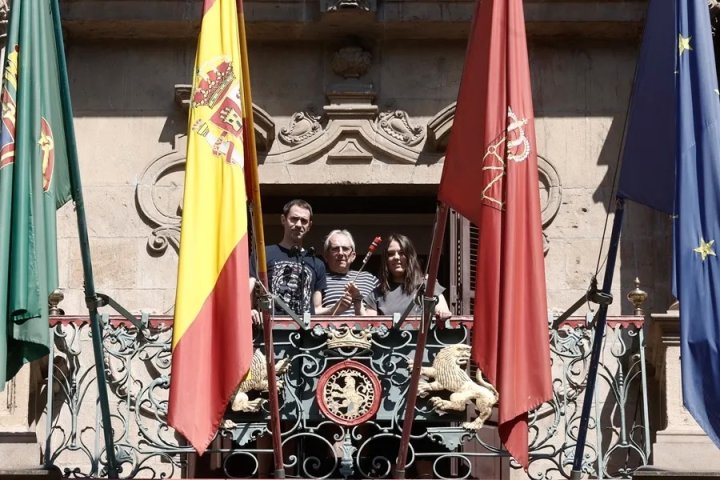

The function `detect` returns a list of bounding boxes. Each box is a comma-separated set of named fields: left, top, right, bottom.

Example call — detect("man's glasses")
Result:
left=329, top=246, right=353, bottom=254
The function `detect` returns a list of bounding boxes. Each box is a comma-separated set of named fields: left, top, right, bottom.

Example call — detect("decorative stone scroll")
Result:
left=278, top=112, right=323, bottom=145
left=321, top=0, right=377, bottom=13
left=135, top=150, right=185, bottom=255
left=266, top=47, right=428, bottom=165
left=376, top=110, right=424, bottom=147
left=0, top=0, right=9, bottom=40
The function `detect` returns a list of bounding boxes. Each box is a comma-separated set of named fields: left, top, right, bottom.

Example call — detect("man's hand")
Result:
left=334, top=292, right=353, bottom=314
left=345, top=282, right=362, bottom=303
left=251, top=309, right=263, bottom=326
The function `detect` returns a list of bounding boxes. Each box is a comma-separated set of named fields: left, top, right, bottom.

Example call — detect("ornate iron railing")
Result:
left=42, top=314, right=649, bottom=479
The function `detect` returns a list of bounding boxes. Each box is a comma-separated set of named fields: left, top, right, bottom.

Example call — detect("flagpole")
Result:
left=237, top=2, right=285, bottom=477
left=394, top=202, right=450, bottom=479
left=49, top=0, right=119, bottom=477
left=570, top=198, right=625, bottom=479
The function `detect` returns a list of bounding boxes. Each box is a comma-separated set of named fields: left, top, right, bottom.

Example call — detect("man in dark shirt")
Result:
left=251, top=199, right=326, bottom=319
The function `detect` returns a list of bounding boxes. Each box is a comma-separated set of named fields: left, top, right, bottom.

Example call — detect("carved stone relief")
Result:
left=142, top=55, right=561, bottom=256
left=264, top=46, right=428, bottom=165
left=278, top=112, right=323, bottom=145
left=136, top=149, right=185, bottom=255
left=321, top=0, right=376, bottom=13
left=268, top=103, right=427, bottom=165
left=331, top=46, right=372, bottom=79
left=538, top=155, right=562, bottom=253
left=0, top=0, right=9, bottom=40
left=538, top=154, right=562, bottom=228
left=376, top=110, right=424, bottom=147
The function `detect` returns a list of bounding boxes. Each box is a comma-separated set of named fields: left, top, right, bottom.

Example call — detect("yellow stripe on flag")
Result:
left=173, top=0, right=248, bottom=347
left=167, top=0, right=255, bottom=455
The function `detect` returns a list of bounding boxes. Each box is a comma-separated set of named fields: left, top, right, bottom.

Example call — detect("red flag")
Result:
left=437, top=0, right=552, bottom=469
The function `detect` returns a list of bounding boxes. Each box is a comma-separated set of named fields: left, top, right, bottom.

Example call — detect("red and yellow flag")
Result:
left=167, top=0, right=253, bottom=454
left=438, top=0, right=552, bottom=469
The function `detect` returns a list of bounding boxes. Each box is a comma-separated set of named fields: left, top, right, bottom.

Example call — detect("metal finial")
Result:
left=626, top=277, right=647, bottom=316
left=48, top=289, right=65, bottom=316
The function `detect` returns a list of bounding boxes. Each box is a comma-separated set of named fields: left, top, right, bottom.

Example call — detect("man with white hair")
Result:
left=316, top=229, right=379, bottom=316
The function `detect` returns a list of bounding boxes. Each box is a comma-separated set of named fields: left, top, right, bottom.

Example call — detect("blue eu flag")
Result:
left=619, top=0, right=720, bottom=447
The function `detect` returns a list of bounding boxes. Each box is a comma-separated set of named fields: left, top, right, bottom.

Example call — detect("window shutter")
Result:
left=448, top=209, right=477, bottom=315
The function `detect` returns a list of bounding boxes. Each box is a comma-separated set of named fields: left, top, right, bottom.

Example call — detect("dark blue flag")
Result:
left=617, top=0, right=676, bottom=213
left=674, top=0, right=720, bottom=448
left=619, top=0, right=720, bottom=447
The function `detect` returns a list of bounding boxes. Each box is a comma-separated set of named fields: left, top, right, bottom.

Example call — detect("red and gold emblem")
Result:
left=190, top=57, right=245, bottom=166
left=480, top=106, right=531, bottom=210
left=317, top=360, right=381, bottom=427
left=38, top=117, right=55, bottom=192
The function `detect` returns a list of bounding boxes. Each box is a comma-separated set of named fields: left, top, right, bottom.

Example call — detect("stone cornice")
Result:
left=59, top=0, right=646, bottom=41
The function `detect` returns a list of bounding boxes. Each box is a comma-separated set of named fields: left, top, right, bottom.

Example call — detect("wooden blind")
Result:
left=448, top=209, right=477, bottom=315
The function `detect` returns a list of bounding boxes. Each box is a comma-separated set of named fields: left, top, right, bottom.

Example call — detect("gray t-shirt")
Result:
left=365, top=282, right=445, bottom=316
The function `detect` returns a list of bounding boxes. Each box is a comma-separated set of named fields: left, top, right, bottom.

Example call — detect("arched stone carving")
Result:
left=426, top=103, right=456, bottom=151
left=135, top=150, right=185, bottom=255
left=538, top=155, right=562, bottom=228
left=266, top=109, right=426, bottom=165
left=538, top=155, right=562, bottom=253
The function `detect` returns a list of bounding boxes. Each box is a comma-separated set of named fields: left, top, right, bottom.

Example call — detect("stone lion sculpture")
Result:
left=230, top=349, right=291, bottom=412
left=411, top=344, right=499, bottom=430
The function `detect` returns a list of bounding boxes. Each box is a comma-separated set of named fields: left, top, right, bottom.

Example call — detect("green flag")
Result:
left=1, top=0, right=73, bottom=388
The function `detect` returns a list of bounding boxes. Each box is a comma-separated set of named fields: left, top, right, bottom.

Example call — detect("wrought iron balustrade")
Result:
left=41, top=314, right=649, bottom=479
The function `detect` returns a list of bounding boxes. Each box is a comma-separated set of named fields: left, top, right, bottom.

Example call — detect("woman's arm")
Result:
left=358, top=302, right=377, bottom=316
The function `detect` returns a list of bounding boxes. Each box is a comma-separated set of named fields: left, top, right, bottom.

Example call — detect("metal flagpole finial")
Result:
left=48, top=289, right=65, bottom=316
left=626, top=277, right=648, bottom=316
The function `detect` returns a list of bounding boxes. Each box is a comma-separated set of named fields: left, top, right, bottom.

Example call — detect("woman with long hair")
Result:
left=363, top=233, right=451, bottom=319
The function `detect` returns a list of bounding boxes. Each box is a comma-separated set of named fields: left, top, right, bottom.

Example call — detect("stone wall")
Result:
left=53, top=1, right=672, bottom=322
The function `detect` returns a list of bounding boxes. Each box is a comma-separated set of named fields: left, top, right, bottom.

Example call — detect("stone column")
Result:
left=647, top=307, right=720, bottom=471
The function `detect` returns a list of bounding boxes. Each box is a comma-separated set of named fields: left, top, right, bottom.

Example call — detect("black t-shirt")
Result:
left=253, top=244, right=327, bottom=315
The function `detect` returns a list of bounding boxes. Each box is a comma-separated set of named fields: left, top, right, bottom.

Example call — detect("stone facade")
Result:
left=53, top=0, right=672, bottom=319
left=1, top=0, right=713, bottom=477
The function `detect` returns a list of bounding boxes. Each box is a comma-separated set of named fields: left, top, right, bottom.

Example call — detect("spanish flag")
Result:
left=167, top=0, right=253, bottom=454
